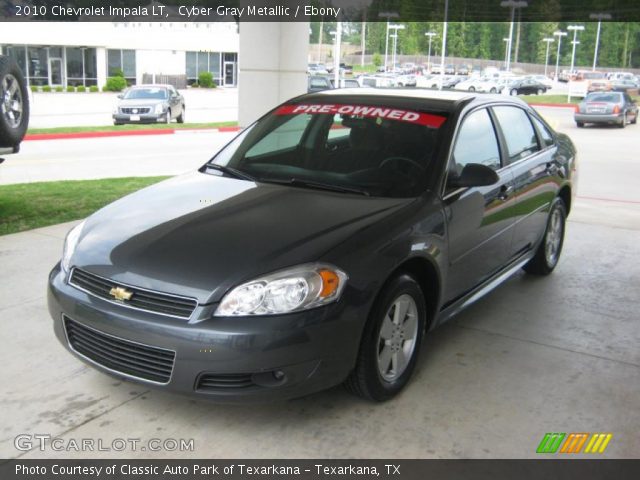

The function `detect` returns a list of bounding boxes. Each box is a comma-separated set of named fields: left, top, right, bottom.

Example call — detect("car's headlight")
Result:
left=154, top=103, right=164, bottom=114
left=215, top=263, right=348, bottom=316
left=61, top=220, right=86, bottom=273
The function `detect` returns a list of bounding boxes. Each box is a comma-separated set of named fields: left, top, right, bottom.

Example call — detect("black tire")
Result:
left=0, top=55, right=30, bottom=148
left=490, top=87, right=497, bottom=93
left=165, top=109, right=171, bottom=124
left=618, top=114, right=626, bottom=128
left=631, top=113, right=637, bottom=124
left=510, top=89, right=518, bottom=96
left=468, top=86, right=475, bottom=92
left=345, top=274, right=426, bottom=402
left=576, top=121, right=584, bottom=128
left=523, top=197, right=567, bottom=276
left=537, top=88, right=544, bottom=95
left=177, top=106, right=185, bottom=124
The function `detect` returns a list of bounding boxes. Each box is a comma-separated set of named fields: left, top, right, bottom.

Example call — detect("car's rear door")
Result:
left=443, top=107, right=517, bottom=302
left=491, top=106, right=558, bottom=257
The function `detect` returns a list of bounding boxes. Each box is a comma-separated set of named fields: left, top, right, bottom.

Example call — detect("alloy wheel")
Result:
left=377, top=294, right=419, bottom=382
left=1, top=73, right=23, bottom=129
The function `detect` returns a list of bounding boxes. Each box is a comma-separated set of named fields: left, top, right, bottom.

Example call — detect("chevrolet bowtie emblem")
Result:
left=109, top=286, right=133, bottom=302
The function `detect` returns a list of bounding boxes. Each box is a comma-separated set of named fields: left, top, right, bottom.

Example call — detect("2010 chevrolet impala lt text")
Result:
left=48, top=89, right=577, bottom=402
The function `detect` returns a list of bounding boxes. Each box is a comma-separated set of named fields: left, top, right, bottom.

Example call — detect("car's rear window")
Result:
left=586, top=93, right=621, bottom=102
left=209, top=102, right=448, bottom=198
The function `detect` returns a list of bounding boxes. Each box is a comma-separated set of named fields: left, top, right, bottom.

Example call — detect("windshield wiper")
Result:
left=205, top=163, right=257, bottom=182
left=265, top=177, right=370, bottom=196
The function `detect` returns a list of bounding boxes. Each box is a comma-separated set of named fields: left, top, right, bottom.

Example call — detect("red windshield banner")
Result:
left=275, top=104, right=446, bottom=128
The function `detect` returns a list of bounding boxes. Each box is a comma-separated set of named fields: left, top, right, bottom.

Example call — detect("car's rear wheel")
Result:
left=537, top=88, right=544, bottom=95
left=177, top=106, right=185, bottom=124
left=490, top=87, right=497, bottom=93
left=618, top=113, right=626, bottom=128
left=524, top=197, right=567, bottom=276
left=510, top=89, right=518, bottom=96
left=345, top=274, right=426, bottom=401
left=576, top=121, right=585, bottom=128
left=631, top=113, right=637, bottom=124
left=468, top=86, right=475, bottom=92
left=0, top=56, right=30, bottom=148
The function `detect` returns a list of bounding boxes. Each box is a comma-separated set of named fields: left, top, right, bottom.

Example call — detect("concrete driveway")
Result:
left=1, top=107, right=639, bottom=459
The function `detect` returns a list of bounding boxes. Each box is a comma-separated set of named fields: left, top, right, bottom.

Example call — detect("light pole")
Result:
left=388, top=24, right=405, bottom=71
left=425, top=32, right=436, bottom=72
left=542, top=37, right=554, bottom=77
left=329, top=24, right=342, bottom=86
left=500, top=0, right=528, bottom=72
left=439, top=0, right=449, bottom=89
left=378, top=11, right=399, bottom=72
left=567, top=25, right=584, bottom=74
left=590, top=13, right=611, bottom=71
left=553, top=30, right=567, bottom=81
left=503, top=38, right=510, bottom=69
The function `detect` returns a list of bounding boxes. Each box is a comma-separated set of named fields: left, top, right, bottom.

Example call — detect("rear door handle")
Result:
left=498, top=185, right=514, bottom=201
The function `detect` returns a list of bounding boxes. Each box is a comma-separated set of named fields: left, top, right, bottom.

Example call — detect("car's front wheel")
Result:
left=537, top=88, right=544, bottom=95
left=510, top=89, right=518, bottom=96
left=0, top=56, right=30, bottom=148
left=345, top=274, right=426, bottom=401
left=165, top=109, right=172, bottom=124
left=524, top=197, right=567, bottom=275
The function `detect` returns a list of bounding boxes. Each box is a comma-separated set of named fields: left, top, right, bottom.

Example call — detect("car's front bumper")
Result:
left=574, top=112, right=623, bottom=124
left=112, top=112, right=168, bottom=124
left=48, top=264, right=363, bottom=402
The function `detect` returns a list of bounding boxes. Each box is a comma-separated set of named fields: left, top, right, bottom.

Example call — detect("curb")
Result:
left=24, top=126, right=241, bottom=142
left=530, top=103, right=579, bottom=112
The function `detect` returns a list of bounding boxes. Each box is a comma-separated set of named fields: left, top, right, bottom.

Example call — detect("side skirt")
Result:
left=434, top=252, right=534, bottom=327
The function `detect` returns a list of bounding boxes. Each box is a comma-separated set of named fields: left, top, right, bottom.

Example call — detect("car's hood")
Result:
left=73, top=172, right=414, bottom=304
left=118, top=99, right=166, bottom=106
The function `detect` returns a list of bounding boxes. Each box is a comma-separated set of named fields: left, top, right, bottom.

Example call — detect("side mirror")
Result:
left=117, top=94, right=123, bottom=99
left=448, top=163, right=500, bottom=188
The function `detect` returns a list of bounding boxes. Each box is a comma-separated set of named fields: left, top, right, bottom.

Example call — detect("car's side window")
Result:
left=451, top=109, right=501, bottom=175
left=530, top=115, right=555, bottom=148
left=493, top=106, right=540, bottom=163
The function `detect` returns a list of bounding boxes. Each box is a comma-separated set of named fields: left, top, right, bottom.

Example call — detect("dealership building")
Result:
left=0, top=21, right=239, bottom=88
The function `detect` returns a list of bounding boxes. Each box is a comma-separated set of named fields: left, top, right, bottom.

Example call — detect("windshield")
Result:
left=207, top=102, right=447, bottom=198
left=123, top=88, right=168, bottom=100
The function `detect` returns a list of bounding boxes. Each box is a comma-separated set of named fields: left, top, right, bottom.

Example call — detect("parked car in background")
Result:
left=505, top=78, right=549, bottom=96
left=113, top=85, right=185, bottom=125
left=426, top=75, right=463, bottom=90
left=308, top=75, right=333, bottom=93
left=456, top=65, right=470, bottom=76
left=611, top=78, right=639, bottom=93
left=525, top=75, right=553, bottom=89
left=431, top=64, right=442, bottom=75
left=49, top=89, right=577, bottom=402
left=444, top=64, right=456, bottom=75
left=0, top=55, right=29, bottom=161
left=396, top=74, right=417, bottom=87
left=574, top=91, right=638, bottom=128
left=358, top=75, right=396, bottom=88
left=308, top=63, right=329, bottom=75
left=454, top=76, right=501, bottom=93
left=329, top=78, right=360, bottom=89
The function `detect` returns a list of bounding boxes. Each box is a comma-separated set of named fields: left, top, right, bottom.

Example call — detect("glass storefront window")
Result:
left=66, top=47, right=83, bottom=79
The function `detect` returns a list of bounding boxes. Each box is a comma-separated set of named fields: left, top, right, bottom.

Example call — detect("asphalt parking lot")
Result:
left=0, top=107, right=638, bottom=459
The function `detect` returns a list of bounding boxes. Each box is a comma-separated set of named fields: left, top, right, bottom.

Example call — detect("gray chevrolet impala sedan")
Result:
left=49, top=89, right=577, bottom=402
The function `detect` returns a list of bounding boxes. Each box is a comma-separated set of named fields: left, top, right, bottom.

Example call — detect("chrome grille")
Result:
left=120, top=107, right=151, bottom=114
left=64, top=316, right=175, bottom=384
left=69, top=268, right=198, bottom=319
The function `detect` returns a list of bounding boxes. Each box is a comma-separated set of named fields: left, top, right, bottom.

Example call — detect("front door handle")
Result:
left=498, top=185, right=514, bottom=201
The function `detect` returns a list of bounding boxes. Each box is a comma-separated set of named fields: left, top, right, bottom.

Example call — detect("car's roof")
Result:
left=298, top=88, right=528, bottom=113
